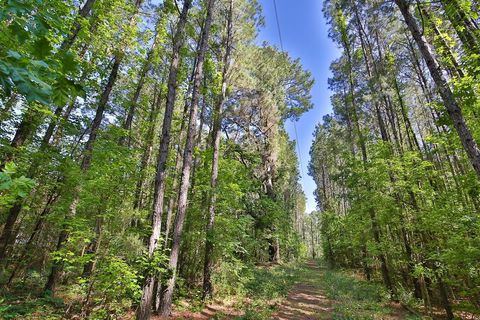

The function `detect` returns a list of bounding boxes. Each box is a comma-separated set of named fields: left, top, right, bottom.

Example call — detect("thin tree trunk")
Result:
left=395, top=0, right=480, bottom=177
left=122, top=29, right=161, bottom=146
left=52, top=99, right=76, bottom=145
left=342, top=19, right=395, bottom=295
left=60, top=0, right=97, bottom=51
left=159, top=0, right=215, bottom=315
left=44, top=33, right=126, bottom=295
left=133, top=82, right=163, bottom=212
left=202, top=0, right=233, bottom=300
left=6, top=190, right=59, bottom=284
left=135, top=1, right=193, bottom=318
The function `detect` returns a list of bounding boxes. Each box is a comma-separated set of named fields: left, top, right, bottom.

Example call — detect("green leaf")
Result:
left=32, top=36, right=52, bottom=59
left=6, top=50, right=21, bottom=60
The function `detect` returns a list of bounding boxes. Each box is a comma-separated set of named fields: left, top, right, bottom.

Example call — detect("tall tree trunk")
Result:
left=60, top=0, right=97, bottom=51
left=133, top=82, right=163, bottom=212
left=81, top=56, right=121, bottom=170
left=43, top=0, right=143, bottom=288
left=135, top=1, right=193, bottom=318
left=440, top=0, right=479, bottom=55
left=341, top=20, right=395, bottom=295
left=202, top=0, right=233, bottom=300
left=163, top=56, right=198, bottom=249
left=163, top=99, right=189, bottom=249
left=0, top=0, right=97, bottom=170
left=159, top=0, right=215, bottom=316
left=395, top=0, right=480, bottom=177
left=122, top=27, right=162, bottom=146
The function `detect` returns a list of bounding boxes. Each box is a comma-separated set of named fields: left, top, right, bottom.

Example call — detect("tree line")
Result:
left=309, top=0, right=480, bottom=318
left=0, top=0, right=312, bottom=318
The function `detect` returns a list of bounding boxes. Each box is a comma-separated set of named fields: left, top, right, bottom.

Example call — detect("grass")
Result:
left=238, top=262, right=305, bottom=319
left=237, top=260, right=423, bottom=320
left=0, top=261, right=426, bottom=320
left=318, top=265, right=423, bottom=320
left=321, top=269, right=392, bottom=319
left=0, top=294, right=64, bottom=320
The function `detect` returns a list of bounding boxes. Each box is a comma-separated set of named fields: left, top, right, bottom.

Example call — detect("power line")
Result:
left=272, top=0, right=284, bottom=51
left=272, top=0, right=304, bottom=179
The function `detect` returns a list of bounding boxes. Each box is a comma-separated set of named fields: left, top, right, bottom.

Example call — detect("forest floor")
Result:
left=166, top=261, right=417, bottom=320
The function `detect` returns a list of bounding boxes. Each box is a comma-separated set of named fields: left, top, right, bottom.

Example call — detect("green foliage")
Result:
left=87, top=256, right=142, bottom=318
left=0, top=0, right=311, bottom=317
left=0, top=0, right=82, bottom=104
left=310, top=1, right=480, bottom=318
left=135, top=248, right=169, bottom=279
left=236, top=263, right=302, bottom=319
left=323, top=270, right=389, bottom=317
left=0, top=295, right=64, bottom=320
left=0, top=162, right=35, bottom=209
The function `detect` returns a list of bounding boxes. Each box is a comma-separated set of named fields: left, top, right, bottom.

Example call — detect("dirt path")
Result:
left=168, top=261, right=334, bottom=320
left=163, top=261, right=410, bottom=319
left=169, top=302, right=242, bottom=319
left=272, top=261, right=333, bottom=320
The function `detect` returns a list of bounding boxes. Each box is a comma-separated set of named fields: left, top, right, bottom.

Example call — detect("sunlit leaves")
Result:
left=0, top=162, right=36, bottom=209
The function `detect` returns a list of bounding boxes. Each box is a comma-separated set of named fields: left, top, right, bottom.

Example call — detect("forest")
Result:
left=309, top=0, right=480, bottom=319
left=0, top=0, right=479, bottom=319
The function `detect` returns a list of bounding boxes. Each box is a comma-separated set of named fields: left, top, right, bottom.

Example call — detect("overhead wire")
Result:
left=272, top=0, right=305, bottom=180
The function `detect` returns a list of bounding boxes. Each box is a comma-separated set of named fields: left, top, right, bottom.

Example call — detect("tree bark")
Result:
left=135, top=1, right=193, bottom=319
left=341, top=15, right=395, bottom=295
left=202, top=0, right=233, bottom=300
left=159, top=0, right=215, bottom=316
left=0, top=202, right=23, bottom=263
left=395, top=0, right=480, bottom=178
left=133, top=82, right=163, bottom=212
left=122, top=28, right=161, bottom=146
left=60, top=0, right=97, bottom=51
left=163, top=55, right=198, bottom=248
left=163, top=99, right=189, bottom=249
left=395, top=0, right=480, bottom=177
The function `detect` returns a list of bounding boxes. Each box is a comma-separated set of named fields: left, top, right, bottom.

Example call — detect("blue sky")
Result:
left=256, top=0, right=340, bottom=213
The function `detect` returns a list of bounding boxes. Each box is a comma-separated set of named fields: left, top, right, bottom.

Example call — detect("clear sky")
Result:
left=256, top=0, right=340, bottom=213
